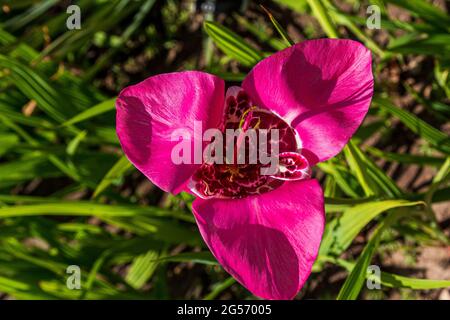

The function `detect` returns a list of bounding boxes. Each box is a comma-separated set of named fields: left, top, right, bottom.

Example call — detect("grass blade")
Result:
left=125, top=250, right=159, bottom=289
left=62, top=98, right=116, bottom=127
left=320, top=200, right=423, bottom=256
left=204, top=21, right=263, bottom=67
left=92, top=155, right=133, bottom=199
left=306, top=0, right=339, bottom=38
left=260, top=5, right=294, bottom=47
left=375, top=97, right=450, bottom=154
left=337, top=211, right=404, bottom=300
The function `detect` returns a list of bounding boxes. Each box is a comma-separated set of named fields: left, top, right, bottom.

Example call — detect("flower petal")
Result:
left=192, top=179, right=325, bottom=300
left=116, top=71, right=225, bottom=193
left=242, top=39, right=373, bottom=163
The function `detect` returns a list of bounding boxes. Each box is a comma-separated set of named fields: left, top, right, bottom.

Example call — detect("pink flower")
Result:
left=116, top=39, right=373, bottom=300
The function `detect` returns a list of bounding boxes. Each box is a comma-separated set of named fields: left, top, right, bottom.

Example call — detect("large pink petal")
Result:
left=242, top=39, right=373, bottom=163
left=116, top=71, right=225, bottom=193
left=192, top=179, right=325, bottom=300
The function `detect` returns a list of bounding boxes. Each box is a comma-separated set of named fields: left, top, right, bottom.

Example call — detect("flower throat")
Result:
left=189, top=89, right=311, bottom=199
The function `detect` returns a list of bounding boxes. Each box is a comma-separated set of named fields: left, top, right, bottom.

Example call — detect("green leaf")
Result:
left=367, top=146, right=445, bottom=167
left=274, top=0, right=308, bottom=13
left=0, top=275, right=57, bottom=300
left=204, top=21, right=263, bottom=67
left=0, top=134, right=19, bottom=156
left=37, top=0, right=139, bottom=59
left=84, top=0, right=157, bottom=79
left=0, top=105, right=54, bottom=128
left=79, top=250, right=111, bottom=300
left=320, top=200, right=423, bottom=256
left=322, top=0, right=385, bottom=57
left=0, top=55, right=72, bottom=123
left=156, top=251, right=217, bottom=265
left=0, top=194, right=61, bottom=203
left=385, top=0, right=450, bottom=32
left=388, top=33, right=450, bottom=57
left=344, top=143, right=378, bottom=197
left=306, top=0, right=339, bottom=38
left=318, top=161, right=361, bottom=198
left=345, top=140, right=403, bottom=197
left=66, top=130, right=87, bottom=156
left=2, top=0, right=59, bottom=31
left=0, top=202, right=188, bottom=219
left=61, top=98, right=116, bottom=127
left=327, top=257, right=450, bottom=290
left=102, top=216, right=200, bottom=246
left=432, top=156, right=450, bottom=184
left=126, top=250, right=159, bottom=289
left=204, top=277, right=236, bottom=300
left=92, top=155, right=133, bottom=199
left=375, top=97, right=450, bottom=154
left=324, top=197, right=375, bottom=213
left=260, top=5, right=294, bottom=47
left=337, top=212, right=402, bottom=300
left=425, top=157, right=450, bottom=206
left=235, top=15, right=288, bottom=51
left=0, top=156, right=63, bottom=188
left=379, top=273, right=450, bottom=289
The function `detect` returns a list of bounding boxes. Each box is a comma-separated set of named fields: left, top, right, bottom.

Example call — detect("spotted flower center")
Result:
left=189, top=90, right=310, bottom=199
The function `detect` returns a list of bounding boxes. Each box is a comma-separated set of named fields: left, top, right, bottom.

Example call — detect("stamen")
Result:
left=238, top=106, right=257, bottom=130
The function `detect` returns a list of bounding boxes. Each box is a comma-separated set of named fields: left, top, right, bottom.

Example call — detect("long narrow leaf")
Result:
left=204, top=21, right=263, bottom=67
